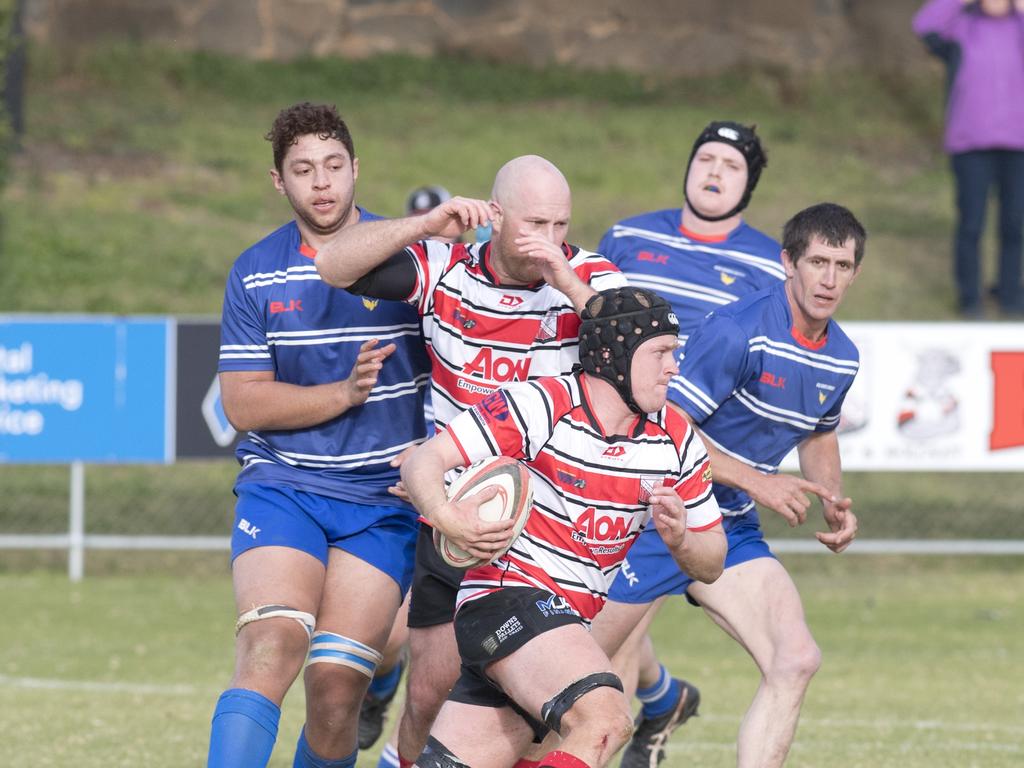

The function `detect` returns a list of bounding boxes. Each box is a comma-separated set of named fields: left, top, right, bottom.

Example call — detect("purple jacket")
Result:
left=913, top=0, right=1024, bottom=153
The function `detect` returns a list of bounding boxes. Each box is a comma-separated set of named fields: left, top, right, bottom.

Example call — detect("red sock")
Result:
left=398, top=756, right=415, bottom=768
left=538, top=751, right=592, bottom=768
left=512, top=761, right=542, bottom=768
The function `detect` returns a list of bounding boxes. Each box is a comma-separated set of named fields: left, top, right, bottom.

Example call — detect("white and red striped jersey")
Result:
left=445, top=373, right=722, bottom=622
left=404, top=240, right=626, bottom=430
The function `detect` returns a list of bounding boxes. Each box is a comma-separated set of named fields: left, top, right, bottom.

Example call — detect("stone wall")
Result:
left=22, top=0, right=931, bottom=77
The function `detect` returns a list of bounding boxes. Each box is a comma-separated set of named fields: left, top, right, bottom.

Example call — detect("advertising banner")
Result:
left=781, top=322, right=1024, bottom=471
left=0, top=316, right=172, bottom=463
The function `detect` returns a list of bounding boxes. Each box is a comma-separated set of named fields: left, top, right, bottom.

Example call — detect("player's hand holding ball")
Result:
left=433, top=456, right=533, bottom=569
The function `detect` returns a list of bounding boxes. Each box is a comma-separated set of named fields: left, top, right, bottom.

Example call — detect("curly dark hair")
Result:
left=265, top=102, right=355, bottom=174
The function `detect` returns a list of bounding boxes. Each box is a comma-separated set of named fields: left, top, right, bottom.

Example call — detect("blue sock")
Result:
left=637, top=665, right=681, bottom=719
left=207, top=688, right=280, bottom=768
left=292, top=727, right=357, bottom=768
left=367, top=661, right=403, bottom=699
left=378, top=743, right=401, bottom=768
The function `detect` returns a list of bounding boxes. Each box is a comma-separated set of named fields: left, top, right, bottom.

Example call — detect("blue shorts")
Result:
left=231, top=482, right=419, bottom=594
left=608, top=511, right=774, bottom=606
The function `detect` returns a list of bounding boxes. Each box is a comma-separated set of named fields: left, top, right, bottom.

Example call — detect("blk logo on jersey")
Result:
left=603, top=445, right=626, bottom=458
left=760, top=371, right=786, bottom=389
left=463, top=347, right=531, bottom=382
left=269, top=299, right=303, bottom=314
left=638, top=251, right=669, bottom=265
left=500, top=294, right=524, bottom=307
left=535, top=594, right=576, bottom=618
left=237, top=518, right=260, bottom=539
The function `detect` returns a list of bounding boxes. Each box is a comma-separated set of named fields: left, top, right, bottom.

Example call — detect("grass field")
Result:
left=2, top=555, right=1021, bottom=767
left=2, top=43, right=1022, bottom=768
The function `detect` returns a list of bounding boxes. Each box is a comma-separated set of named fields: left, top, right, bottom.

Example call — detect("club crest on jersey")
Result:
left=638, top=475, right=661, bottom=504
left=535, top=309, right=560, bottom=342
left=720, top=272, right=736, bottom=286
left=819, top=391, right=827, bottom=405
left=362, top=297, right=379, bottom=311
left=535, top=594, right=576, bottom=618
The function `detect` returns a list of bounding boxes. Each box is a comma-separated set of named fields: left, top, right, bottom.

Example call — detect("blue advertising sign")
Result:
left=0, top=316, right=173, bottom=463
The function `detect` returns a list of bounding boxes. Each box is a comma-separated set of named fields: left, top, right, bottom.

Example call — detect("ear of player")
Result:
left=433, top=455, right=534, bottom=569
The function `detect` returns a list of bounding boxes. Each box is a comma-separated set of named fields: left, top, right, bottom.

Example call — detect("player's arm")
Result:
left=669, top=403, right=833, bottom=528
left=796, top=429, right=857, bottom=553
left=650, top=484, right=726, bottom=583
left=315, top=197, right=492, bottom=288
left=220, top=338, right=396, bottom=431
left=400, top=431, right=515, bottom=561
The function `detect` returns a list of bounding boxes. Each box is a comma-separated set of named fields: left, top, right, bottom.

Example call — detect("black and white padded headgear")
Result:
left=685, top=120, right=767, bottom=222
left=578, top=287, right=680, bottom=414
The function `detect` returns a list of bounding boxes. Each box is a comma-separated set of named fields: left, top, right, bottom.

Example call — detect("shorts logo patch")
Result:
left=535, top=594, right=576, bottom=618
left=482, top=615, right=524, bottom=655
left=237, top=518, right=260, bottom=539
left=619, top=559, right=639, bottom=587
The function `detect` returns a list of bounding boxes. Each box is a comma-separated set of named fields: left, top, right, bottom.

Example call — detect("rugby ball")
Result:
left=433, top=455, right=534, bottom=570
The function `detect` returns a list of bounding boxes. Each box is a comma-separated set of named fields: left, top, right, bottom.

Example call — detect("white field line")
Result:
left=0, top=674, right=209, bottom=696
left=2, top=673, right=1022, bottom=745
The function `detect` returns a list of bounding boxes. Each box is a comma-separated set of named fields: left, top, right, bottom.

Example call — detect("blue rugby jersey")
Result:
left=669, top=281, right=859, bottom=516
left=218, top=214, right=432, bottom=506
left=598, top=209, right=784, bottom=344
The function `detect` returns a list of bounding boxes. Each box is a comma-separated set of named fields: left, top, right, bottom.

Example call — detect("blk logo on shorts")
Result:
left=237, top=518, right=260, bottom=539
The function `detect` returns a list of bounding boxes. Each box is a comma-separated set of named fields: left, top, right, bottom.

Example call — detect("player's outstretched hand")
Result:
left=816, top=496, right=857, bottom=553
left=650, top=485, right=688, bottom=551
left=341, top=338, right=396, bottom=408
left=751, top=474, right=834, bottom=528
left=433, top=487, right=516, bottom=562
left=424, top=196, right=492, bottom=242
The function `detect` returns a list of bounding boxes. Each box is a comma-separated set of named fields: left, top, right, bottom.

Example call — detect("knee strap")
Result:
left=235, top=604, right=316, bottom=639
left=541, top=672, right=624, bottom=734
left=306, top=631, right=383, bottom=679
left=415, top=736, right=471, bottom=768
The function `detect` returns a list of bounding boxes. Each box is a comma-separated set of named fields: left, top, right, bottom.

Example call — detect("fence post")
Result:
left=68, top=461, right=85, bottom=581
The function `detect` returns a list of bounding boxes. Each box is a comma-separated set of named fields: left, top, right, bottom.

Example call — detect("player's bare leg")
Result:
left=300, top=548, right=404, bottom=760
left=229, top=546, right=326, bottom=702
left=687, top=557, right=820, bottom=768
left=492, top=624, right=634, bottom=768
left=418, top=699, right=535, bottom=768
left=397, top=620, right=461, bottom=763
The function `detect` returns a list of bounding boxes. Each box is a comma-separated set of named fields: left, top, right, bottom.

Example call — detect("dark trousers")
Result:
left=950, top=149, right=1024, bottom=310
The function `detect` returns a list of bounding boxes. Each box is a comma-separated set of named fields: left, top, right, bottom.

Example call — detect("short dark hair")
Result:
left=265, top=102, right=355, bottom=174
left=782, top=203, right=867, bottom=267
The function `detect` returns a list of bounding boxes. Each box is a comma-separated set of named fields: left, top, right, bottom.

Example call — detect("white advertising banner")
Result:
left=779, top=322, right=1024, bottom=472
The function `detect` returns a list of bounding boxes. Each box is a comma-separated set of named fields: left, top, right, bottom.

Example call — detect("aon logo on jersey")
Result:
left=463, top=347, right=532, bottom=382
left=573, top=507, right=631, bottom=542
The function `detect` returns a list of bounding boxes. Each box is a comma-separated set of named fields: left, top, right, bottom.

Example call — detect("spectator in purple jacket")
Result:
left=913, top=0, right=1024, bottom=317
